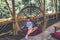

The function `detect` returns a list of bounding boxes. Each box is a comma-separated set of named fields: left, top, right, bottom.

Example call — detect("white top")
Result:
left=26, top=22, right=33, bottom=28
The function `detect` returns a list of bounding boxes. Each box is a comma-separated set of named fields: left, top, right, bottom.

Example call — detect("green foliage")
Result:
left=45, top=0, right=53, bottom=11
left=0, top=0, right=10, bottom=18
left=57, top=0, right=60, bottom=12
left=0, top=0, right=60, bottom=18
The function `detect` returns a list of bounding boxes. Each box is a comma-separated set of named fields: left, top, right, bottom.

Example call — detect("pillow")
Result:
left=53, top=32, right=60, bottom=36
left=21, top=27, right=42, bottom=36
left=51, top=32, right=60, bottom=39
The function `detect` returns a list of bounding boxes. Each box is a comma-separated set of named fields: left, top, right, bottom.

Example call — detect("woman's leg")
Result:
left=25, top=27, right=38, bottom=39
left=25, top=27, right=33, bottom=39
left=32, top=27, right=38, bottom=32
left=27, top=27, right=33, bottom=35
left=26, top=27, right=38, bottom=35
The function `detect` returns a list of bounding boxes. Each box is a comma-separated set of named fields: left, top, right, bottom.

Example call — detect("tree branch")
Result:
left=39, top=0, right=45, bottom=13
left=4, top=0, right=12, bottom=16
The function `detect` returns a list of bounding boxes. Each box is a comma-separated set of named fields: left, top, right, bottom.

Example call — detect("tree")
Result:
left=39, top=0, right=47, bottom=31
left=53, top=0, right=57, bottom=19
left=0, top=0, right=11, bottom=18
left=5, top=0, right=20, bottom=36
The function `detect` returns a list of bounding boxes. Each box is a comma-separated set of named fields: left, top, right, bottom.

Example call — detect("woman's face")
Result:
left=27, top=19, right=30, bottom=22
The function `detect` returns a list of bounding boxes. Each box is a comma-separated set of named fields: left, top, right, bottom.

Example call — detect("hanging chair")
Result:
left=20, top=26, right=42, bottom=36
left=17, top=6, right=43, bottom=36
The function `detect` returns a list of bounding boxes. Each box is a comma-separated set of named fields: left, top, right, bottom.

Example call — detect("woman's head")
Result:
left=26, top=17, right=31, bottom=22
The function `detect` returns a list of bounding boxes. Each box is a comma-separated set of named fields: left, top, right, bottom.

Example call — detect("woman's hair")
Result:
left=26, top=17, right=32, bottom=21
left=26, top=17, right=31, bottom=19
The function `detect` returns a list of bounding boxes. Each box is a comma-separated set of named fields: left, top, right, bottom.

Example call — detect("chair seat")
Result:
left=21, top=27, right=42, bottom=36
left=51, top=32, right=60, bottom=39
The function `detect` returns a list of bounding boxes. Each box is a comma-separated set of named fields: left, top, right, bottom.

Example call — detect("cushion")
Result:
left=51, top=32, right=60, bottom=39
left=21, top=27, right=42, bottom=36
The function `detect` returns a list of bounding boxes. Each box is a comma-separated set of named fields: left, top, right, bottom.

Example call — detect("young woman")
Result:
left=22, top=17, right=41, bottom=40
left=24, top=17, right=35, bottom=40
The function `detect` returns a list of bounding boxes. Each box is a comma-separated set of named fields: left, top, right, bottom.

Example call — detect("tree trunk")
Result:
left=11, top=0, right=20, bottom=36
left=53, top=0, right=57, bottom=19
left=39, top=0, right=47, bottom=31
left=41, top=0, right=47, bottom=31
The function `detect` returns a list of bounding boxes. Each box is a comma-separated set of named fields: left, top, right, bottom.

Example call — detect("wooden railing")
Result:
left=0, top=12, right=60, bottom=26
